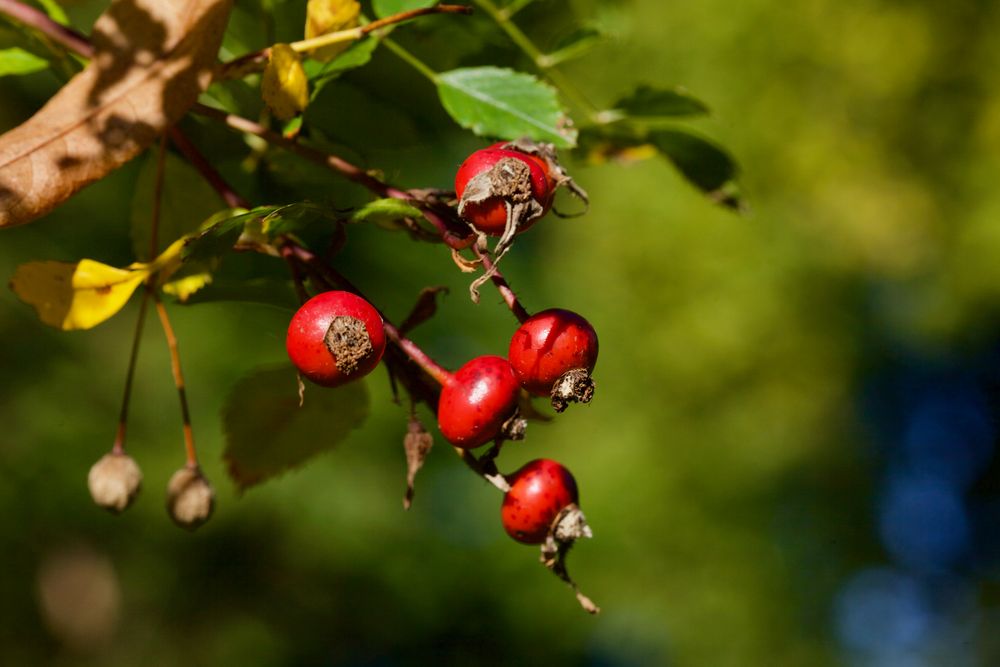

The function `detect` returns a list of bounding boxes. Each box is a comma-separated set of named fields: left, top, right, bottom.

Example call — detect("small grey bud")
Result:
left=166, top=466, right=215, bottom=530
left=87, top=452, right=142, bottom=513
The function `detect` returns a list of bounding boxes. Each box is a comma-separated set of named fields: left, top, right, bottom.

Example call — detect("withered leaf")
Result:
left=403, top=417, right=433, bottom=510
left=399, top=286, right=448, bottom=335
left=0, top=0, right=233, bottom=227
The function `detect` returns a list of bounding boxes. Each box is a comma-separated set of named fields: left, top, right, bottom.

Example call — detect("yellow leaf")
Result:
left=162, top=272, right=213, bottom=302
left=262, top=44, right=310, bottom=121
left=305, top=0, right=361, bottom=62
left=10, top=260, right=149, bottom=330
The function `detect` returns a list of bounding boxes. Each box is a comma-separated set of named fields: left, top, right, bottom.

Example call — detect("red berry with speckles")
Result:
left=501, top=459, right=579, bottom=544
left=455, top=143, right=554, bottom=236
left=508, top=309, right=598, bottom=410
left=437, top=355, right=520, bottom=449
left=286, top=291, right=386, bottom=387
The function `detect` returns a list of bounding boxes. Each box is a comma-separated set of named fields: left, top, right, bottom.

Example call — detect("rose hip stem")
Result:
left=187, top=104, right=533, bottom=323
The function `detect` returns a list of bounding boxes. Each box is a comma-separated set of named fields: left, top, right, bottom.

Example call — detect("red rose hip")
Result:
left=508, top=308, right=598, bottom=411
left=286, top=291, right=386, bottom=387
left=455, top=143, right=554, bottom=236
left=437, top=355, right=520, bottom=449
left=501, top=459, right=579, bottom=544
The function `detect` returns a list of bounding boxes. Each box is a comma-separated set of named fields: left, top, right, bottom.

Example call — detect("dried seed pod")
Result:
left=87, top=452, right=142, bottom=513
left=166, top=466, right=215, bottom=530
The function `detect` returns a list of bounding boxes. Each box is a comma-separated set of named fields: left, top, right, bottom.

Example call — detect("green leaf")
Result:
left=0, top=47, right=49, bottom=77
left=372, top=0, right=435, bottom=19
left=542, top=27, right=605, bottom=67
left=649, top=129, right=743, bottom=209
left=436, top=66, right=577, bottom=147
left=613, top=85, right=709, bottom=119
left=351, top=198, right=423, bottom=227
left=181, top=207, right=267, bottom=264
left=577, top=123, right=743, bottom=210
left=36, top=0, right=70, bottom=26
left=130, top=152, right=227, bottom=260
left=304, top=37, right=380, bottom=100
left=222, top=366, right=370, bottom=490
left=260, top=202, right=338, bottom=238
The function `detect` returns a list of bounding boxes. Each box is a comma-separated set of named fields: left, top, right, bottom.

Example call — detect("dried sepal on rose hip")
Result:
left=88, top=451, right=142, bottom=513
left=501, top=458, right=599, bottom=614
left=454, top=139, right=587, bottom=253
left=437, top=355, right=522, bottom=449
left=508, top=308, right=599, bottom=412
left=166, top=466, right=215, bottom=530
left=286, top=291, right=387, bottom=387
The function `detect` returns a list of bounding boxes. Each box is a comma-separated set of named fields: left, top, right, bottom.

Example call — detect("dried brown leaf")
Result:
left=0, top=0, right=233, bottom=227
left=399, top=286, right=448, bottom=335
left=403, top=417, right=433, bottom=510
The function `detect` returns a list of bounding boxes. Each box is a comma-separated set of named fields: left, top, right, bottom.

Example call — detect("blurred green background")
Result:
left=4, top=0, right=1000, bottom=665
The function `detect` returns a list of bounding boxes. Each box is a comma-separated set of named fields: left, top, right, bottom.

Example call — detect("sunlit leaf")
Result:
left=0, top=0, right=232, bottom=227
left=0, top=47, right=49, bottom=77
left=437, top=67, right=577, bottom=147
left=612, top=85, right=710, bottom=119
left=262, top=44, right=310, bottom=121
left=350, top=198, right=423, bottom=228
left=10, top=260, right=149, bottom=330
left=372, top=0, right=435, bottom=18
left=36, top=0, right=70, bottom=26
left=305, top=0, right=361, bottom=62
left=161, top=270, right=214, bottom=302
left=261, top=202, right=338, bottom=238
left=222, top=366, right=370, bottom=490
left=181, top=207, right=263, bottom=264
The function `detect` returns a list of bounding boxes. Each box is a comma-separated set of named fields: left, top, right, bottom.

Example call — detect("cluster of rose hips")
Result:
left=286, top=142, right=600, bottom=609
left=286, top=292, right=598, bottom=544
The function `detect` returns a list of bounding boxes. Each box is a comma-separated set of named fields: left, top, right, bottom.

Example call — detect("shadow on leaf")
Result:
left=222, top=365, right=370, bottom=492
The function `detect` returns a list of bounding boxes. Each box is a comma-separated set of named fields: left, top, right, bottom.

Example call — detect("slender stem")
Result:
left=0, top=0, right=93, bottom=58
left=152, top=293, right=199, bottom=467
left=149, top=134, right=168, bottom=259
left=280, top=244, right=311, bottom=304
left=382, top=37, right=439, bottom=83
left=218, top=4, right=472, bottom=80
left=474, top=249, right=529, bottom=322
left=470, top=0, right=597, bottom=120
left=191, top=103, right=397, bottom=196
left=384, top=324, right=453, bottom=387
left=192, top=104, right=531, bottom=322
left=112, top=290, right=150, bottom=454
left=498, top=0, right=534, bottom=20
left=168, top=128, right=250, bottom=209
left=453, top=447, right=510, bottom=492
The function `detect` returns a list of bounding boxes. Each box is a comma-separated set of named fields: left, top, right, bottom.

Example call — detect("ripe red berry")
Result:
left=437, top=355, right=520, bottom=448
left=501, top=459, right=579, bottom=544
left=286, top=291, right=386, bottom=387
left=455, top=143, right=554, bottom=236
left=508, top=308, right=598, bottom=410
